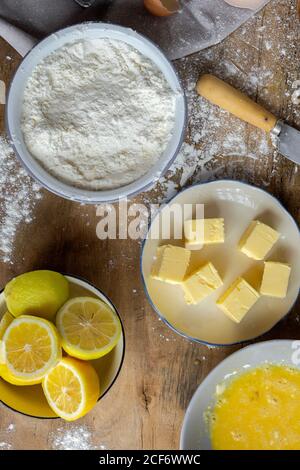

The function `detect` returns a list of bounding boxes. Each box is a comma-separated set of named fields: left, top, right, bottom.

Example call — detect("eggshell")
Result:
left=223, top=0, right=266, bottom=10
left=144, top=0, right=179, bottom=17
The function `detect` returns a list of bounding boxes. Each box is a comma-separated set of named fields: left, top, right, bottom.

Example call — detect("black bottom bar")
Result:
left=1, top=450, right=300, bottom=467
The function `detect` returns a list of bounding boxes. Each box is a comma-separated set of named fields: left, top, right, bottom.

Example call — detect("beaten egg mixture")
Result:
left=210, top=364, right=300, bottom=450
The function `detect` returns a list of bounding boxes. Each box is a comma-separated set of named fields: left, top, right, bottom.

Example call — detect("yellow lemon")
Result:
left=0, top=313, right=11, bottom=379
left=42, top=356, right=100, bottom=421
left=0, top=336, right=39, bottom=385
left=5, top=270, right=69, bottom=321
left=0, top=312, right=14, bottom=339
left=2, top=315, right=61, bottom=384
left=0, top=340, right=4, bottom=363
left=0, top=340, right=5, bottom=377
left=56, top=297, right=121, bottom=360
left=0, top=365, right=42, bottom=386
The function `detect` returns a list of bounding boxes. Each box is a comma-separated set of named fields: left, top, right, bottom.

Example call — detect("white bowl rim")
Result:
left=6, top=22, right=187, bottom=204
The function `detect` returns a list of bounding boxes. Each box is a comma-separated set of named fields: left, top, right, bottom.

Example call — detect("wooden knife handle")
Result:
left=196, top=74, right=277, bottom=133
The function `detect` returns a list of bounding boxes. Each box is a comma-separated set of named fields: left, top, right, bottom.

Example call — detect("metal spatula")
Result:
left=197, top=74, right=300, bottom=165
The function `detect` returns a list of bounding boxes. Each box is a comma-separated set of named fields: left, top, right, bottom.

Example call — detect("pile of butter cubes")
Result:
left=151, top=219, right=291, bottom=324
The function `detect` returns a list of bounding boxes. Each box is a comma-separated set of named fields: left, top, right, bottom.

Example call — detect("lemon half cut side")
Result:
left=2, top=315, right=61, bottom=384
left=56, top=297, right=121, bottom=360
left=42, top=357, right=100, bottom=421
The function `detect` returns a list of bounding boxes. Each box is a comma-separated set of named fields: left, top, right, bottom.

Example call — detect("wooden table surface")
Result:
left=0, top=0, right=299, bottom=450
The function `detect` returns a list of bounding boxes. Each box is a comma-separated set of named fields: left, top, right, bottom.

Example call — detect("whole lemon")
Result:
left=4, top=270, right=69, bottom=321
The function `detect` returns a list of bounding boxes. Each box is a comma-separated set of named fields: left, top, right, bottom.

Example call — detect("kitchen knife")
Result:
left=73, top=0, right=95, bottom=6
left=196, top=74, right=300, bottom=165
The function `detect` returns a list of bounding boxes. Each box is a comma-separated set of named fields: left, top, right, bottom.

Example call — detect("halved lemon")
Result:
left=56, top=297, right=121, bottom=360
left=42, top=356, right=100, bottom=421
left=2, top=315, right=61, bottom=384
left=0, top=314, right=12, bottom=378
left=0, top=340, right=5, bottom=377
left=0, top=331, right=40, bottom=385
left=0, top=312, right=14, bottom=339
left=0, top=338, right=41, bottom=386
left=0, top=364, right=42, bottom=385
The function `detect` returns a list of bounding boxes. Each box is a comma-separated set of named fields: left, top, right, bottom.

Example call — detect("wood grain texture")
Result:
left=0, top=0, right=299, bottom=450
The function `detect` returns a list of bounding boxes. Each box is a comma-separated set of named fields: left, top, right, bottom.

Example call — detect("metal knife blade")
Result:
left=73, top=0, right=95, bottom=7
left=274, top=122, right=300, bottom=165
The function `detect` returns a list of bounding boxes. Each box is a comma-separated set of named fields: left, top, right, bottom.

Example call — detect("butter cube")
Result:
left=239, top=220, right=280, bottom=260
left=184, top=218, right=224, bottom=250
left=217, top=277, right=260, bottom=323
left=182, top=262, right=223, bottom=305
left=260, top=261, right=291, bottom=298
left=151, top=245, right=191, bottom=285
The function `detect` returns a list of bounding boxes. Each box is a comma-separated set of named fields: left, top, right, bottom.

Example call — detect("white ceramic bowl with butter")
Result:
left=6, top=22, right=187, bottom=203
left=180, top=339, right=300, bottom=450
left=141, top=180, right=300, bottom=346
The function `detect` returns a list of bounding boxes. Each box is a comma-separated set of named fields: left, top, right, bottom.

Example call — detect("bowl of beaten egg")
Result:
left=181, top=340, right=300, bottom=450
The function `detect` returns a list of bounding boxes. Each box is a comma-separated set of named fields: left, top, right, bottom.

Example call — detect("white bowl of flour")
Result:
left=6, top=23, right=186, bottom=203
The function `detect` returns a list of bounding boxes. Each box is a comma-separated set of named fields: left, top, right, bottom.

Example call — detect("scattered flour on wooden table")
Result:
left=142, top=3, right=300, bottom=204
left=50, top=425, right=107, bottom=450
left=0, top=81, right=5, bottom=105
left=0, top=417, right=16, bottom=450
left=0, top=441, right=12, bottom=449
left=0, top=136, right=42, bottom=264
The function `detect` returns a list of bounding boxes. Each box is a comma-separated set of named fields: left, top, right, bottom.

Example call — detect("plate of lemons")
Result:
left=0, top=270, right=124, bottom=420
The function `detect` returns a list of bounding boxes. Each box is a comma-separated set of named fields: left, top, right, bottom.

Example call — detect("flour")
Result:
left=0, top=442, right=12, bottom=449
left=50, top=425, right=107, bottom=450
left=0, top=136, right=42, bottom=264
left=0, top=81, right=5, bottom=105
left=0, top=423, right=15, bottom=450
left=143, top=5, right=291, bottom=205
left=21, top=38, right=176, bottom=191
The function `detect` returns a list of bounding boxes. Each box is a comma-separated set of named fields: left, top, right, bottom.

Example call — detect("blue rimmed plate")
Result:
left=141, top=180, right=300, bottom=346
